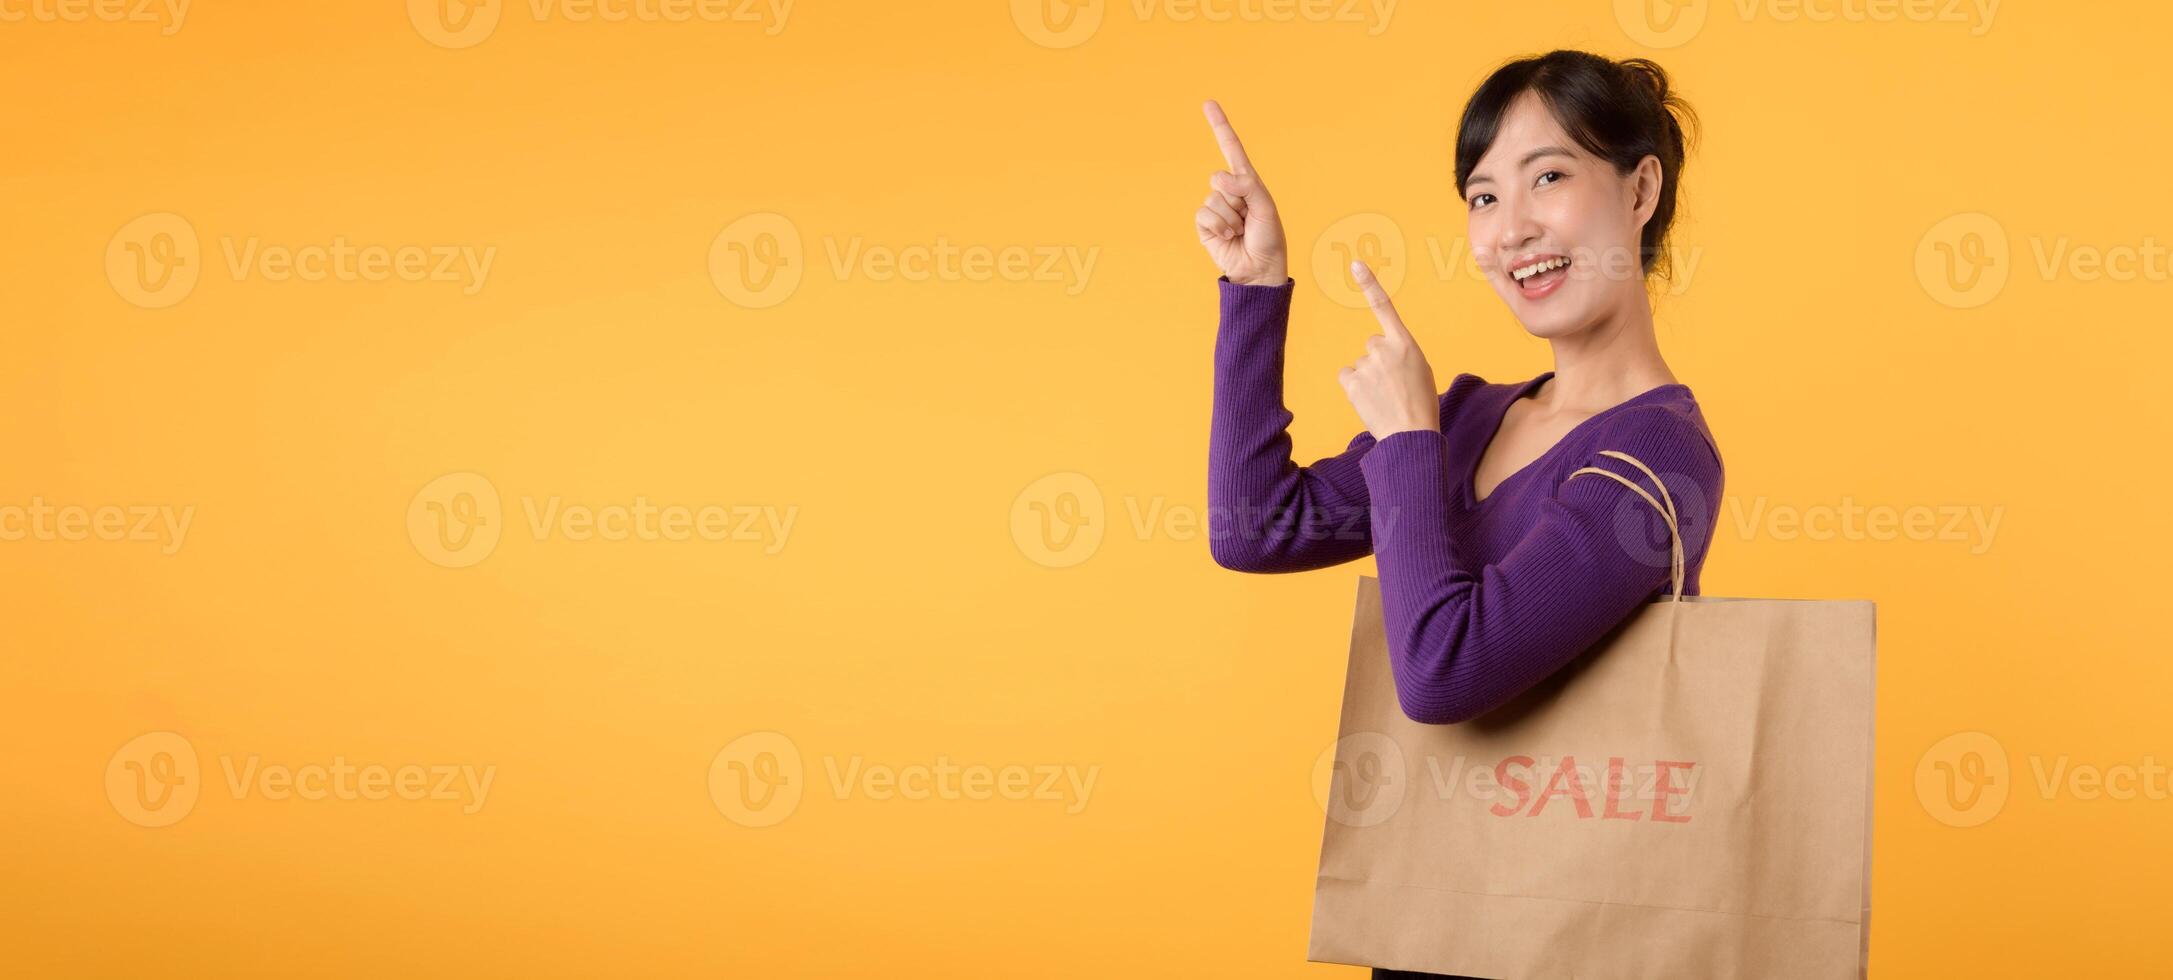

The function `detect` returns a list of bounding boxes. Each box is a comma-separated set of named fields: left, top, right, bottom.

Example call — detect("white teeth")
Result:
left=1512, top=256, right=1570, bottom=282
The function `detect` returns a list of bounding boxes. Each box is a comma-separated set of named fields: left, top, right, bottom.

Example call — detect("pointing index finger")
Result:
left=1351, top=260, right=1409, bottom=339
left=1202, top=99, right=1254, bottom=176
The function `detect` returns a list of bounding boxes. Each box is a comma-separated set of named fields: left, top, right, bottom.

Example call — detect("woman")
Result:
left=1198, top=51, right=1724, bottom=979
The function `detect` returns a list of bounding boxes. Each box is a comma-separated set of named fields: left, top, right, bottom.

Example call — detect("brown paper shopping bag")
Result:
left=1308, top=451, right=1876, bottom=979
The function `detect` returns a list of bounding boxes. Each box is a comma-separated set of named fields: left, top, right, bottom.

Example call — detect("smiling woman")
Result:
left=1457, top=53, right=1697, bottom=333
left=1197, top=49, right=1722, bottom=978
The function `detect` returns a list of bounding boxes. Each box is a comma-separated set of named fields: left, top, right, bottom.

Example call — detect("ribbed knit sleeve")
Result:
left=1358, top=405, right=1724, bottom=724
left=1206, top=276, right=1379, bottom=573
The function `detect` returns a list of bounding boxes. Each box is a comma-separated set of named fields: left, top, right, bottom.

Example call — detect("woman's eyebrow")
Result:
left=1465, top=145, right=1576, bottom=188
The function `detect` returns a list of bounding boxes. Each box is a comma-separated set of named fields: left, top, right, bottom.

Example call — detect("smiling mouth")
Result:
left=1511, top=255, right=1571, bottom=283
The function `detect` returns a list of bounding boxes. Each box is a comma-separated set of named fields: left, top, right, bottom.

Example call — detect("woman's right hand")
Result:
left=1197, top=100, right=1288, bottom=287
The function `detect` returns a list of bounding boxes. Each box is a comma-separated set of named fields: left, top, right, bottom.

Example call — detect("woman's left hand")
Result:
left=1337, top=260, right=1440, bottom=440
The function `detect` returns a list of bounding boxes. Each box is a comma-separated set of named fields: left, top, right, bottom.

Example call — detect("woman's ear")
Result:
left=1629, top=153, right=1664, bottom=226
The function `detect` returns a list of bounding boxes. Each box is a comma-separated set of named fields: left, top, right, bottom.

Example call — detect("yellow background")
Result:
left=6, top=0, right=2170, bottom=975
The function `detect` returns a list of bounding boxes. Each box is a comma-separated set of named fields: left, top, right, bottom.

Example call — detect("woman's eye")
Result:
left=1468, top=192, right=1495, bottom=209
left=1536, top=170, right=1564, bottom=186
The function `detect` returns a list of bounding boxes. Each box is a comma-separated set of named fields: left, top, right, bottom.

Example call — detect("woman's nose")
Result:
left=1496, top=195, right=1544, bottom=256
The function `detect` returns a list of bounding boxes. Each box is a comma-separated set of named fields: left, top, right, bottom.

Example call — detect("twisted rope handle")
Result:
left=1566, top=449, right=1685, bottom=603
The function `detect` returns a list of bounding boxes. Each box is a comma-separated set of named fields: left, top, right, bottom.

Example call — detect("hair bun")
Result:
left=1619, top=56, right=1697, bottom=153
left=1618, top=57, right=1670, bottom=101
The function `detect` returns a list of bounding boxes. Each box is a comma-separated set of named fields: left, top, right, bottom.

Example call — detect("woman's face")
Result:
left=1462, top=89, right=1662, bottom=339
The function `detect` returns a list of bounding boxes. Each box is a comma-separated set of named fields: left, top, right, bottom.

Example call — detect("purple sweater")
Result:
left=1208, top=277, right=1725, bottom=725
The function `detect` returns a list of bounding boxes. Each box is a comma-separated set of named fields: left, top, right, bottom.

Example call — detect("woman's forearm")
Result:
left=1207, top=277, right=1377, bottom=573
left=1357, top=409, right=1720, bottom=724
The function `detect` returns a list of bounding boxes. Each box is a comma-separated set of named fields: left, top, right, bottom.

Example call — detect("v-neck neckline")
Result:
left=1463, top=371, right=1690, bottom=508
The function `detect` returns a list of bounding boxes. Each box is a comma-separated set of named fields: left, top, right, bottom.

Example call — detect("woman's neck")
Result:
left=1537, top=291, right=1676, bottom=415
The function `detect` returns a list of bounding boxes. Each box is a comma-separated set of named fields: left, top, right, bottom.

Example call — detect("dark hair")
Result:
left=1454, top=50, right=1699, bottom=280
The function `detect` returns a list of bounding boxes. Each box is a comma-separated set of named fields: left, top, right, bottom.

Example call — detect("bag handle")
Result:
left=1566, top=449, right=1685, bottom=603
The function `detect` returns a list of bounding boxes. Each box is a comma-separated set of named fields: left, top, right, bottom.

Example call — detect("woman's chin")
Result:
left=1497, top=279, right=1589, bottom=338
left=1512, top=307, right=1586, bottom=340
